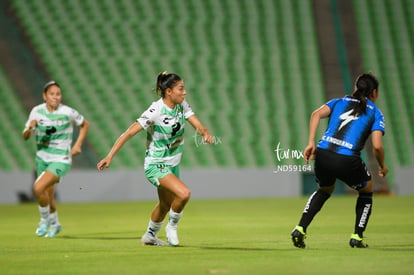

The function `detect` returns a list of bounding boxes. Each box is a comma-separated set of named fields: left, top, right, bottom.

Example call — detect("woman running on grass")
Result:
left=23, top=81, right=89, bottom=238
left=97, top=72, right=213, bottom=246
left=291, top=73, right=388, bottom=248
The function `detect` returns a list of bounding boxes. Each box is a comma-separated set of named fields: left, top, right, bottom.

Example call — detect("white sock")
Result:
left=49, top=212, right=60, bottom=225
left=38, top=205, right=50, bottom=221
left=168, top=209, right=183, bottom=227
left=145, top=220, right=163, bottom=239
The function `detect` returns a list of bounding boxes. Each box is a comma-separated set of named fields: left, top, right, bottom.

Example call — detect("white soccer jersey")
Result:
left=137, top=98, right=194, bottom=168
left=25, top=103, right=84, bottom=164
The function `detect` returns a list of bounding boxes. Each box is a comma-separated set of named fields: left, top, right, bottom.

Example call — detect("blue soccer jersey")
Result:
left=317, top=96, right=385, bottom=156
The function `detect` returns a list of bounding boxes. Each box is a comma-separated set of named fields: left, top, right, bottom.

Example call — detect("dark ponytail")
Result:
left=155, top=72, right=182, bottom=98
left=351, top=73, right=379, bottom=115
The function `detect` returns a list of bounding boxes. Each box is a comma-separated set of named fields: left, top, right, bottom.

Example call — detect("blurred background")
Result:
left=0, top=0, right=413, bottom=203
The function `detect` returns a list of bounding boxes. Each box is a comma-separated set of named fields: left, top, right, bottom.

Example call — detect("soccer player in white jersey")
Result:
left=23, top=81, right=89, bottom=237
left=97, top=72, right=213, bottom=246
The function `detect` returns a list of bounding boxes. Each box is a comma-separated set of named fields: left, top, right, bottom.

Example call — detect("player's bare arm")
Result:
left=187, top=115, right=214, bottom=144
left=97, top=121, right=142, bottom=170
left=72, top=119, right=90, bottom=156
left=304, top=105, right=331, bottom=163
left=22, top=120, right=37, bottom=140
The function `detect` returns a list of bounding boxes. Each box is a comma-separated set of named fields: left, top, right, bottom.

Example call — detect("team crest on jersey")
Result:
left=56, top=118, right=64, bottom=127
left=156, top=164, right=167, bottom=173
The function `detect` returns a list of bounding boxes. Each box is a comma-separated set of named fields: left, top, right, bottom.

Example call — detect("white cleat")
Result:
left=141, top=235, right=167, bottom=246
left=35, top=220, right=50, bottom=237
left=166, top=224, right=179, bottom=246
left=45, top=224, right=62, bottom=238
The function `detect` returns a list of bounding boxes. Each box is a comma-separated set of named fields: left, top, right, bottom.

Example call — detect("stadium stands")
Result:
left=354, top=0, right=414, bottom=166
left=7, top=0, right=324, bottom=169
left=2, top=0, right=412, bottom=172
left=0, top=67, right=35, bottom=170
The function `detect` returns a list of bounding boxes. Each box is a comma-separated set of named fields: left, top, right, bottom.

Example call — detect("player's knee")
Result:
left=178, top=188, right=191, bottom=202
left=33, top=183, right=43, bottom=197
left=320, top=185, right=334, bottom=195
left=358, top=180, right=374, bottom=193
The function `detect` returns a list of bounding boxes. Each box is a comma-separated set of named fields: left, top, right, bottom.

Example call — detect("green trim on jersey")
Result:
left=137, top=98, right=194, bottom=168
left=37, top=123, right=70, bottom=133
left=38, top=109, right=69, bottom=119
left=25, top=103, right=84, bottom=164
left=35, top=133, right=72, bottom=142
left=35, top=146, right=70, bottom=156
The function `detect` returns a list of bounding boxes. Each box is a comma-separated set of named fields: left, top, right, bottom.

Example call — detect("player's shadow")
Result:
left=60, top=232, right=138, bottom=240
left=373, top=244, right=414, bottom=252
left=187, top=245, right=282, bottom=252
left=59, top=235, right=285, bottom=250
left=57, top=235, right=414, bottom=252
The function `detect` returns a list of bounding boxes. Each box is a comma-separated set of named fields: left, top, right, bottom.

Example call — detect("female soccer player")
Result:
left=97, top=72, right=213, bottom=246
left=291, top=73, right=388, bottom=248
left=23, top=81, right=89, bottom=237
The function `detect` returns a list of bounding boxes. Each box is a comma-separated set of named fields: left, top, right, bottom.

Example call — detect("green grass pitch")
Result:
left=1, top=195, right=413, bottom=274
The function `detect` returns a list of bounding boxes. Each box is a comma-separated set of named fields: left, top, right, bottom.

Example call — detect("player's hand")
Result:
left=23, top=120, right=38, bottom=140
left=203, top=134, right=214, bottom=144
left=303, top=143, right=316, bottom=164
left=379, top=165, right=388, bottom=177
left=29, top=120, right=38, bottom=129
left=71, top=145, right=82, bottom=156
left=97, top=157, right=111, bottom=171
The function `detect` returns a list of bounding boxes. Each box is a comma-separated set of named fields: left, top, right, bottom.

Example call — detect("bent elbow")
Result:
left=372, top=144, right=384, bottom=158
left=81, top=119, right=90, bottom=129
left=372, top=140, right=384, bottom=152
left=373, top=146, right=383, bottom=154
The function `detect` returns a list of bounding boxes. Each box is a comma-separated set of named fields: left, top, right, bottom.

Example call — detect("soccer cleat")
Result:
left=35, top=220, right=50, bottom=237
left=166, top=224, right=179, bottom=246
left=291, top=225, right=306, bottom=248
left=349, top=234, right=368, bottom=248
left=141, top=235, right=167, bottom=246
left=45, top=224, right=62, bottom=238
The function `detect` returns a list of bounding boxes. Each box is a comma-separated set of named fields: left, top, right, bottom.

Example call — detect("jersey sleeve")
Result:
left=324, top=98, right=339, bottom=110
left=182, top=100, right=194, bottom=119
left=371, top=107, right=385, bottom=135
left=25, top=106, right=39, bottom=128
left=137, top=102, right=159, bottom=130
left=69, top=107, right=85, bottom=126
